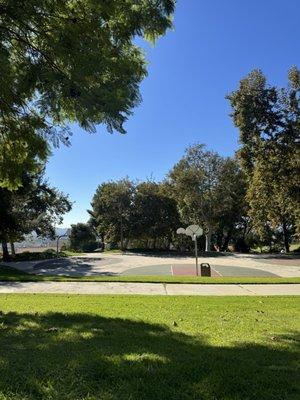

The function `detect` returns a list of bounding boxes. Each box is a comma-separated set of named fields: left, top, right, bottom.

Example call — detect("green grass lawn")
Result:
left=0, top=295, right=299, bottom=399
left=1, top=264, right=300, bottom=284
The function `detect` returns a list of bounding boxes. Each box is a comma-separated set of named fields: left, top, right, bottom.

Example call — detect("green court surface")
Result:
left=121, top=264, right=278, bottom=277
left=213, top=265, right=278, bottom=277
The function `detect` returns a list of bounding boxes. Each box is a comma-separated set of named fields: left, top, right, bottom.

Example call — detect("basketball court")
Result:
left=121, top=262, right=279, bottom=277
left=5, top=251, right=300, bottom=278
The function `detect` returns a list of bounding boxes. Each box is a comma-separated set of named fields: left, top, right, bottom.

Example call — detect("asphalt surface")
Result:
left=3, top=252, right=300, bottom=277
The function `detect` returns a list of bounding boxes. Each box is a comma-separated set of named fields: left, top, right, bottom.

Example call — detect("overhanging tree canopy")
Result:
left=0, top=0, right=175, bottom=188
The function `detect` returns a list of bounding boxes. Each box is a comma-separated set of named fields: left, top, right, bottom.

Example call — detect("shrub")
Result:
left=81, top=242, right=98, bottom=252
left=233, top=238, right=250, bottom=253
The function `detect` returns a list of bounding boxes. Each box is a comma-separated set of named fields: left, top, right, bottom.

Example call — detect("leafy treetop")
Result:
left=0, top=0, right=175, bottom=188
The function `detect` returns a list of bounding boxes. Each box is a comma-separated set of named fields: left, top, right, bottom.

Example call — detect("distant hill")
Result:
left=55, top=228, right=70, bottom=236
left=14, top=228, right=70, bottom=248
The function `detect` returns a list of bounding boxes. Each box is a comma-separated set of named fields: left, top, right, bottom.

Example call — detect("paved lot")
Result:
left=5, top=252, right=300, bottom=277
left=0, top=281, right=299, bottom=295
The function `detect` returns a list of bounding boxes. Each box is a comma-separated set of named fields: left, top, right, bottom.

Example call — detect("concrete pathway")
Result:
left=0, top=281, right=299, bottom=295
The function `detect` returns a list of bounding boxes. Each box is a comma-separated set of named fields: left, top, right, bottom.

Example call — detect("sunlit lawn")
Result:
left=0, top=295, right=299, bottom=400
left=1, top=265, right=300, bottom=284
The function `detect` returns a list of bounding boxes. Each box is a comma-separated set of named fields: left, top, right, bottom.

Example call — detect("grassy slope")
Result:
left=0, top=295, right=299, bottom=400
left=0, top=264, right=300, bottom=284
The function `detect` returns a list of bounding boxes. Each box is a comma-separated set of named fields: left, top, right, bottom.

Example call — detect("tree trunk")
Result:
left=120, top=215, right=124, bottom=251
left=153, top=237, right=157, bottom=249
left=205, top=231, right=211, bottom=252
left=101, top=233, right=105, bottom=250
left=167, top=237, right=171, bottom=250
left=1, top=242, right=10, bottom=262
left=124, top=238, right=129, bottom=250
left=221, top=235, right=230, bottom=252
left=221, top=229, right=232, bottom=252
left=282, top=222, right=290, bottom=253
left=10, top=241, right=15, bottom=257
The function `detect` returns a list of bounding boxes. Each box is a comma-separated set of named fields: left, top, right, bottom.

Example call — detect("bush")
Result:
left=105, top=242, right=119, bottom=251
left=233, top=238, right=250, bottom=253
left=81, top=242, right=98, bottom=252
left=13, top=249, right=66, bottom=262
left=60, top=244, right=68, bottom=251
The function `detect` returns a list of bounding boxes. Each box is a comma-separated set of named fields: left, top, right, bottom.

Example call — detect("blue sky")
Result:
left=46, top=0, right=300, bottom=227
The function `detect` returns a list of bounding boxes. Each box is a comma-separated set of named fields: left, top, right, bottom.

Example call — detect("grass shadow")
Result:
left=0, top=312, right=299, bottom=399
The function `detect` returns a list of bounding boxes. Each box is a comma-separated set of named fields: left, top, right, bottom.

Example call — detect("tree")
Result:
left=168, top=144, right=223, bottom=251
left=246, top=156, right=296, bottom=252
left=213, top=157, right=247, bottom=251
left=0, top=169, right=72, bottom=261
left=0, top=0, right=175, bottom=188
left=168, top=144, right=248, bottom=252
left=89, top=179, right=135, bottom=249
left=227, top=67, right=300, bottom=251
left=89, top=179, right=180, bottom=250
left=132, top=181, right=180, bottom=248
left=0, top=114, right=51, bottom=189
left=69, top=223, right=97, bottom=252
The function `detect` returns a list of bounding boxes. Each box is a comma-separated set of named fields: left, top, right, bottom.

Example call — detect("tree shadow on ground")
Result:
left=0, top=312, right=299, bottom=399
left=124, top=250, right=234, bottom=258
left=31, top=258, right=120, bottom=276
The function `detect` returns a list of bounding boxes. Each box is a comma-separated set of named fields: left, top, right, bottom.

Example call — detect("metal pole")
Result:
left=56, top=231, right=69, bottom=257
left=56, top=234, right=64, bottom=257
left=194, top=234, right=199, bottom=276
left=120, top=214, right=123, bottom=251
